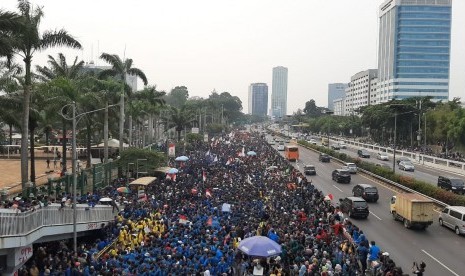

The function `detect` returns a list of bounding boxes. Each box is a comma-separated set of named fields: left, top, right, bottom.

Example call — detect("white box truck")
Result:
left=390, top=193, right=434, bottom=229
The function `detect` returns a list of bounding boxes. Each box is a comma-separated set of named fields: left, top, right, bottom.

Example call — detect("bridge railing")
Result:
left=0, top=204, right=115, bottom=237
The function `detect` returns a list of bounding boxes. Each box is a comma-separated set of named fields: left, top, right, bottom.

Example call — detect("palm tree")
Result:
left=8, top=0, right=81, bottom=194
left=98, top=53, right=148, bottom=155
left=165, top=106, right=197, bottom=142
left=35, top=53, right=85, bottom=173
left=0, top=10, right=22, bottom=59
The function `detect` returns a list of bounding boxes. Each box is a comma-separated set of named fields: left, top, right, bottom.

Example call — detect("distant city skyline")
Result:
left=2, top=0, right=464, bottom=114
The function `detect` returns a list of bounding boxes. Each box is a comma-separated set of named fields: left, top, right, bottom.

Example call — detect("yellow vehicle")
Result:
left=284, top=145, right=299, bottom=162
left=321, top=137, right=329, bottom=146
left=390, top=193, right=434, bottom=229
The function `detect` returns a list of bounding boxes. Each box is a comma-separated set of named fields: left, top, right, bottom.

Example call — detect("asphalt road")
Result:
left=271, top=140, right=465, bottom=276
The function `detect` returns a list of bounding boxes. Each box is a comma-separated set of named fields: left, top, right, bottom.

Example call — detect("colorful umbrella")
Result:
left=117, top=187, right=130, bottom=193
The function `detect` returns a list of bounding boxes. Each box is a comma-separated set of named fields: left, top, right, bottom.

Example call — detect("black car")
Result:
left=357, top=149, right=370, bottom=158
left=438, top=176, right=465, bottom=194
left=352, top=184, right=379, bottom=202
left=304, top=165, right=316, bottom=175
left=339, top=197, right=369, bottom=219
left=332, top=169, right=351, bottom=184
left=319, top=153, right=330, bottom=162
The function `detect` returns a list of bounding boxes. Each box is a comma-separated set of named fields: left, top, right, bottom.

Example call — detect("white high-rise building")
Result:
left=345, top=69, right=378, bottom=115
left=271, top=66, right=288, bottom=118
left=328, top=83, right=348, bottom=111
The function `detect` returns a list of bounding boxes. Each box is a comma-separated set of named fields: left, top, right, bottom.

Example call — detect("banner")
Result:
left=168, top=143, right=175, bottom=157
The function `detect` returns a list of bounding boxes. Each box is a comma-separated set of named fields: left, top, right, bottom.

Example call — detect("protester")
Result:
left=16, top=130, right=403, bottom=275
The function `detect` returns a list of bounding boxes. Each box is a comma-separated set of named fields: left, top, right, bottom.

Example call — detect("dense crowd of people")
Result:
left=12, top=130, right=408, bottom=275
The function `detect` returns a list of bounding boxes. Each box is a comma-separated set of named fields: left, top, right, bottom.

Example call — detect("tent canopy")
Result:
left=95, top=138, right=129, bottom=148
left=129, top=177, right=157, bottom=186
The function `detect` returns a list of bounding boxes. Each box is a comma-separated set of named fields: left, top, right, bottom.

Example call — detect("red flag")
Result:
left=191, top=188, right=198, bottom=195
left=207, top=216, right=213, bottom=226
left=206, top=189, right=212, bottom=198
left=179, top=214, right=188, bottom=224
left=202, top=170, right=207, bottom=182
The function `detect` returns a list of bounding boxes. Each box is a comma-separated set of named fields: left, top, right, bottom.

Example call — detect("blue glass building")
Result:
left=377, top=0, right=451, bottom=102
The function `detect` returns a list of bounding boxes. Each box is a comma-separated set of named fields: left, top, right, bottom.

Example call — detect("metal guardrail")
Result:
left=296, top=141, right=449, bottom=208
left=0, top=204, right=115, bottom=237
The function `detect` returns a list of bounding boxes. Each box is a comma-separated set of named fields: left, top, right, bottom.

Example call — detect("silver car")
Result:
left=398, top=161, right=415, bottom=171
left=345, top=163, right=358, bottom=174
left=377, top=152, right=389, bottom=161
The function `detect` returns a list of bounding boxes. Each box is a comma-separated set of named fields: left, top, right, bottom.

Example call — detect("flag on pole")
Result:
left=206, top=189, right=212, bottom=198
left=179, top=214, right=189, bottom=224
left=202, top=170, right=207, bottom=182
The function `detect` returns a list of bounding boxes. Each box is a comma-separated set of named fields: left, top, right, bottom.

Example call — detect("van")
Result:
left=339, top=197, right=369, bottom=219
left=352, top=184, right=379, bottom=202
left=439, top=206, right=465, bottom=235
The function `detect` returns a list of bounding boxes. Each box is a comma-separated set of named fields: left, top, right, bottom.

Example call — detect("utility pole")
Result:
left=392, top=112, right=397, bottom=174
left=417, top=100, right=422, bottom=147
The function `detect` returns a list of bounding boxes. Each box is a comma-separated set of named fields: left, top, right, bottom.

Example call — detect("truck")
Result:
left=321, top=137, right=329, bottom=147
left=390, top=193, right=434, bottom=229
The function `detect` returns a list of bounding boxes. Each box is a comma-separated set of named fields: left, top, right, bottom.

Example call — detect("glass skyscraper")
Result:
left=271, top=66, right=288, bottom=118
left=248, top=83, right=268, bottom=116
left=377, top=0, right=451, bottom=103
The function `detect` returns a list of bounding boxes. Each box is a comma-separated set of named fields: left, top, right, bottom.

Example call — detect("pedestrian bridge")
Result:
left=0, top=204, right=116, bottom=274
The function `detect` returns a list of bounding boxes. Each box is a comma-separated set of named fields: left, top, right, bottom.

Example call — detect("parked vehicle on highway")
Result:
left=439, top=206, right=465, bottom=235
left=331, top=144, right=341, bottom=150
left=268, top=139, right=276, bottom=145
left=377, top=152, right=389, bottom=161
left=390, top=193, right=434, bottom=229
left=332, top=169, right=351, bottom=184
left=339, top=142, right=347, bottom=149
left=352, top=184, right=379, bottom=202
left=321, top=137, right=329, bottom=147
left=304, top=165, right=316, bottom=175
left=357, top=149, right=370, bottom=158
left=277, top=143, right=285, bottom=151
left=345, top=163, right=357, bottom=174
left=437, top=176, right=465, bottom=194
left=395, top=156, right=410, bottom=165
left=398, top=161, right=415, bottom=172
left=339, top=197, right=369, bottom=219
left=319, top=153, right=330, bottom=162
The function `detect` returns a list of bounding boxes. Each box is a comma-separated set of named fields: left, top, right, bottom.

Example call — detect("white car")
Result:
left=377, top=152, right=389, bottom=161
left=345, top=163, right=358, bottom=174
left=277, top=143, right=285, bottom=151
left=307, top=139, right=317, bottom=145
left=339, top=142, right=347, bottom=149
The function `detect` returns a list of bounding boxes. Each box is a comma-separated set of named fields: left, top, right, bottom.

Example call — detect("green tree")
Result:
left=8, top=0, right=81, bottom=194
left=35, top=53, right=84, bottom=81
left=165, top=86, right=189, bottom=108
left=164, top=106, right=197, bottom=142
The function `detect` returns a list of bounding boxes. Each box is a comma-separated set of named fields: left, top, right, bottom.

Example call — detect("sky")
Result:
left=3, top=0, right=465, bottom=114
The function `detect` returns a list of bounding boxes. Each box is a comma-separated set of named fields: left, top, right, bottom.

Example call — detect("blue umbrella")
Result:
left=168, top=168, right=179, bottom=174
left=238, top=236, right=282, bottom=257
left=175, top=156, right=189, bottom=162
left=247, top=151, right=257, bottom=156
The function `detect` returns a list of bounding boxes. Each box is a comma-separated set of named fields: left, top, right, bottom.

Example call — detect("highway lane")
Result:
left=271, top=141, right=465, bottom=276
left=325, top=139, right=459, bottom=186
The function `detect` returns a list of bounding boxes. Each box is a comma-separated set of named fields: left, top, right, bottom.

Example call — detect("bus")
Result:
left=284, top=145, right=299, bottom=162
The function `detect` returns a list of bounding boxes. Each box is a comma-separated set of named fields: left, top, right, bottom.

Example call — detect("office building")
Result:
left=377, top=0, right=451, bottom=103
left=345, top=69, right=378, bottom=115
left=271, top=66, right=288, bottom=118
left=328, top=83, right=348, bottom=111
left=248, top=83, right=268, bottom=116
left=83, top=61, right=138, bottom=92
left=333, top=98, right=346, bottom=116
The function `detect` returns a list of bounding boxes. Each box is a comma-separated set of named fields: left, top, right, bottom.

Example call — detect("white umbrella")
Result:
left=175, top=156, right=189, bottom=162
left=99, top=197, right=113, bottom=202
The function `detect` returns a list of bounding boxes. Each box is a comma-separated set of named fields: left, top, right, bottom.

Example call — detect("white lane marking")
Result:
left=421, top=249, right=460, bottom=276
left=369, top=211, right=382, bottom=220
left=332, top=185, right=343, bottom=192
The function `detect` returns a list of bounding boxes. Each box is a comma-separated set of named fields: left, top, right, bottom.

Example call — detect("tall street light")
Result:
left=60, top=102, right=119, bottom=253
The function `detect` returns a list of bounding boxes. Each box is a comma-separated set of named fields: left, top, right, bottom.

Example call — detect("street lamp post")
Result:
left=60, top=101, right=119, bottom=254
left=392, top=112, right=398, bottom=174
